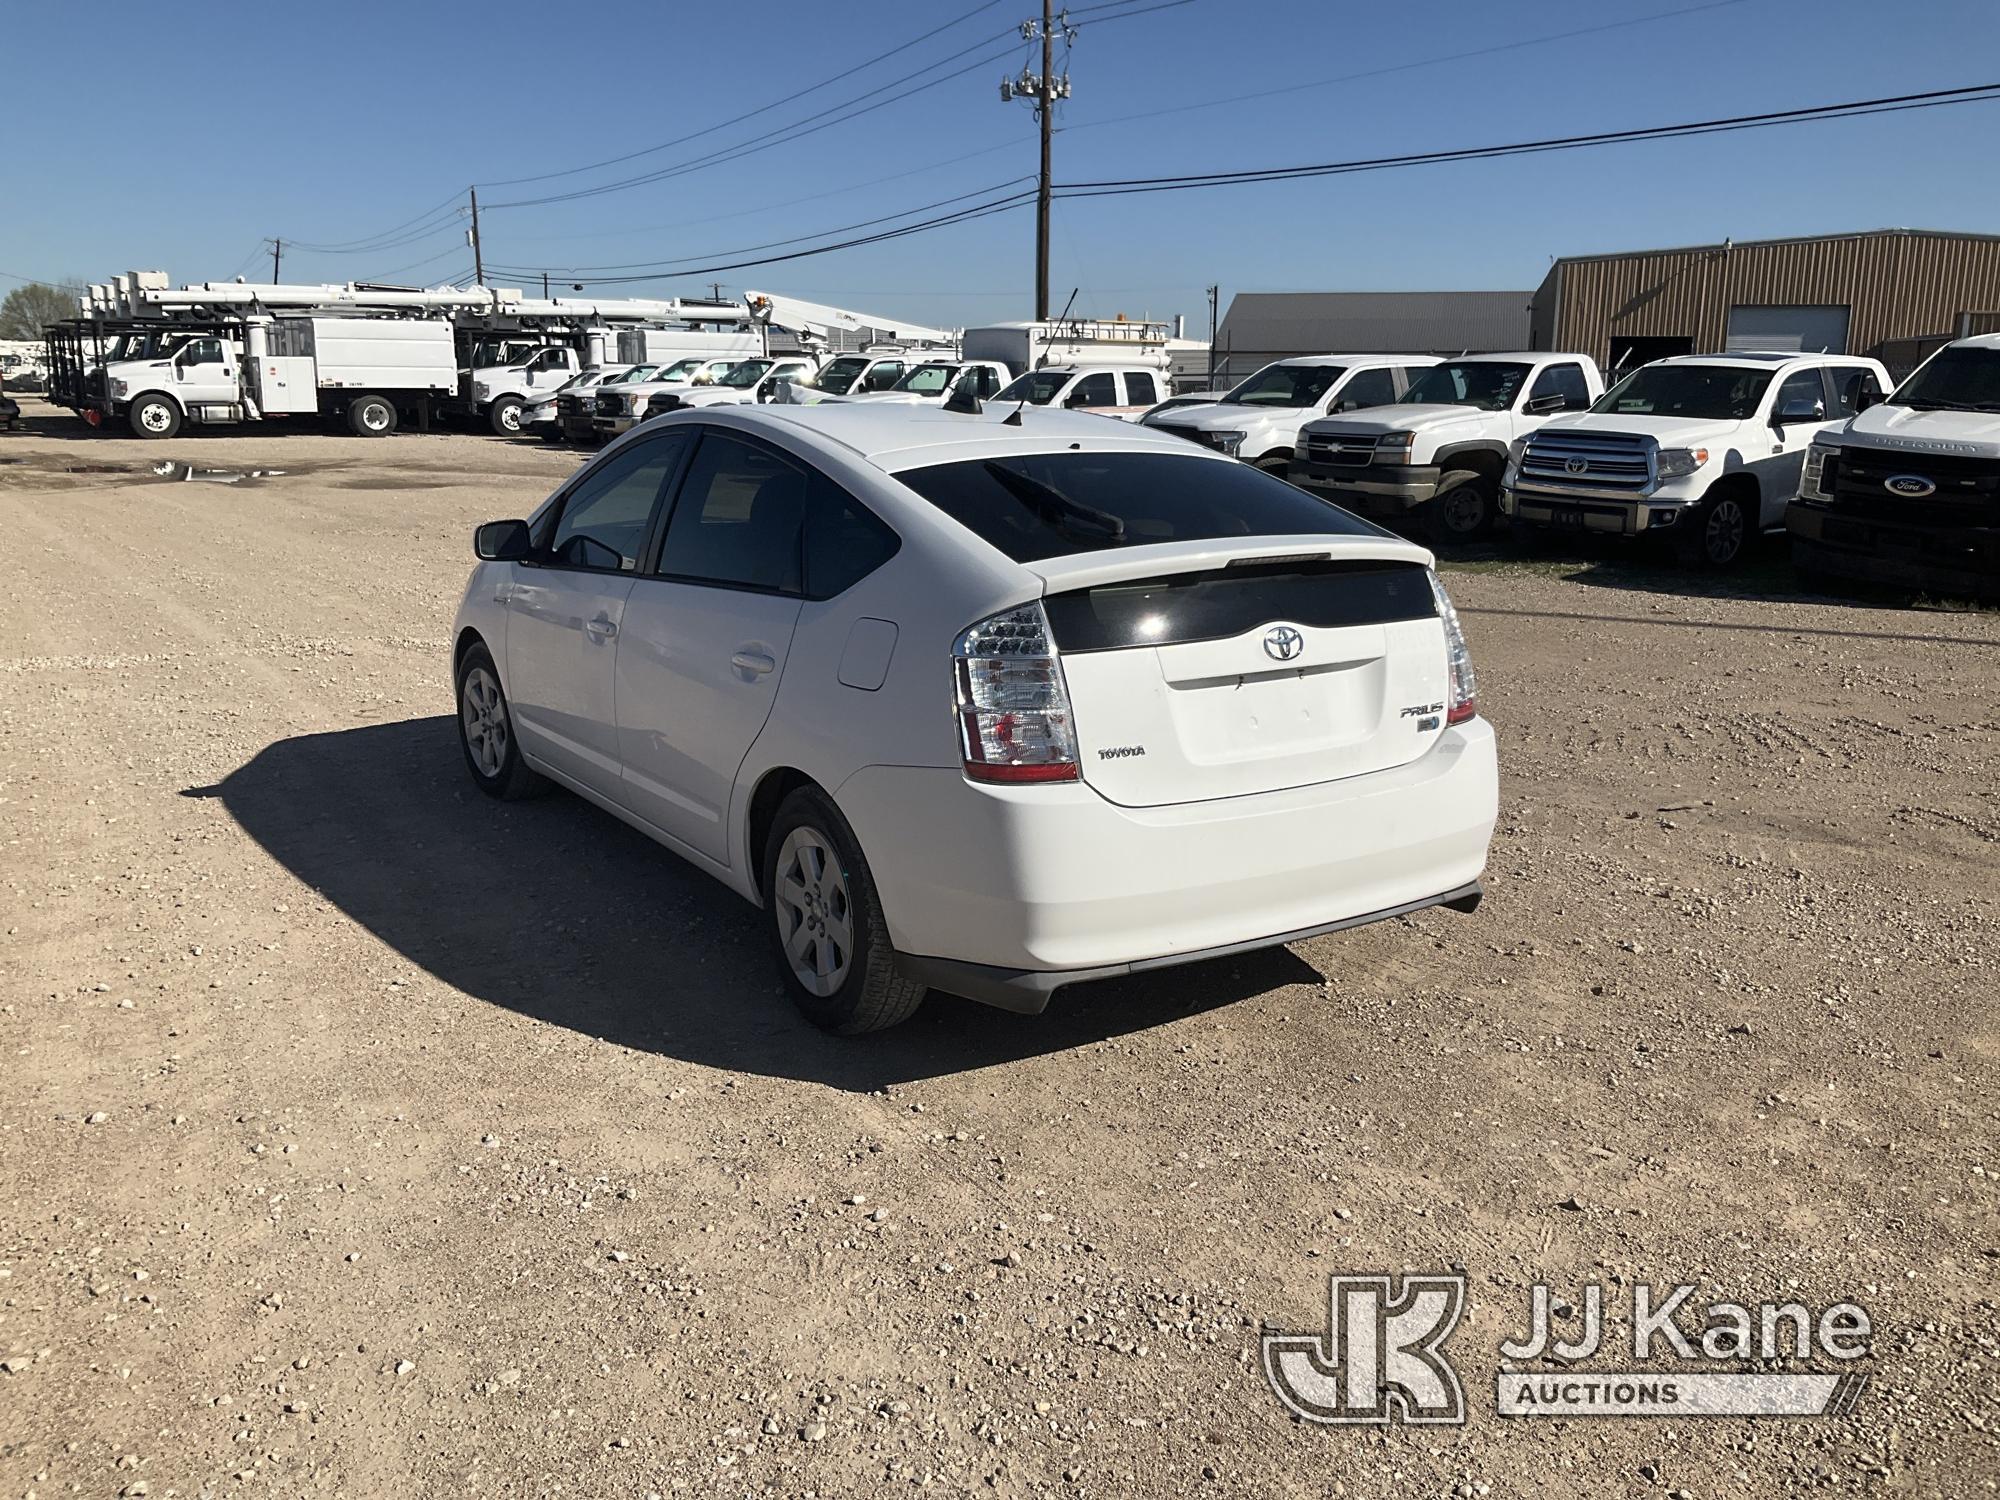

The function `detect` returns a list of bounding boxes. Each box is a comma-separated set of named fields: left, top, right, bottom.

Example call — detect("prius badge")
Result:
left=1264, top=625, right=1305, bottom=662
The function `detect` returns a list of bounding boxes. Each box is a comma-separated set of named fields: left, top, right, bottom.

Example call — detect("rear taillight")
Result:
left=1427, top=569, right=1478, bottom=725
left=952, top=603, right=1079, bottom=784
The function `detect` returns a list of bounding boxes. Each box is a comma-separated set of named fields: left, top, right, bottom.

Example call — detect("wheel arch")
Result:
left=1432, top=442, right=1505, bottom=474
left=743, top=766, right=827, bottom=905
left=452, top=626, right=488, bottom=675
left=129, top=387, right=185, bottom=416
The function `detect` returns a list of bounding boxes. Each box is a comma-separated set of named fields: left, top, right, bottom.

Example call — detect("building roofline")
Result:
left=1549, top=227, right=2000, bottom=267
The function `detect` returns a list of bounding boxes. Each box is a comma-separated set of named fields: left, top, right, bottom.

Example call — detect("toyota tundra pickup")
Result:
left=1503, top=351, right=1890, bottom=566
left=1291, top=353, right=1603, bottom=537
left=1787, top=333, right=2000, bottom=598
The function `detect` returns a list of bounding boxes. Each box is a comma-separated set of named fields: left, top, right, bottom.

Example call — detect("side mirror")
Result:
left=1853, top=387, right=1878, bottom=413
left=1525, top=392, right=1564, bottom=415
left=1773, top=398, right=1825, bottom=426
left=474, top=518, right=532, bottom=561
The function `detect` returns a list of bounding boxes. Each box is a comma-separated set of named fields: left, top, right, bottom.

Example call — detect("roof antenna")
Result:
left=1006, top=286, right=1079, bottom=426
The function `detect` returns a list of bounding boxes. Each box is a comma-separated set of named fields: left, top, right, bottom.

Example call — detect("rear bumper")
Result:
left=1786, top=500, right=2000, bottom=597
left=839, top=719, right=1498, bottom=1010
left=1290, top=462, right=1441, bottom=512
left=1502, top=485, right=1692, bottom=536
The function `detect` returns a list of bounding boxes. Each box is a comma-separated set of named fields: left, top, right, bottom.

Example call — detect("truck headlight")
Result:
left=1801, top=442, right=1837, bottom=500
left=473, top=382, right=492, bottom=401
left=1212, top=431, right=1245, bottom=457
left=110, top=378, right=128, bottom=399
left=1654, top=446, right=1709, bottom=480
left=1375, top=430, right=1416, bottom=462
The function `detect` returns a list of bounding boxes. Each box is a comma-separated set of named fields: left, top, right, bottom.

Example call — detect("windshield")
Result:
left=1223, top=363, right=1347, bottom=408
left=611, top=364, right=658, bottom=384
left=895, top=363, right=960, bottom=395
left=1888, top=345, right=2000, bottom=412
left=895, top=450, right=1385, bottom=563
left=814, top=356, right=870, bottom=395
left=1592, top=364, right=1775, bottom=420
left=1400, top=361, right=1531, bottom=411
left=718, top=359, right=774, bottom=388
left=995, top=370, right=1072, bottom=406
left=652, top=358, right=703, bottom=381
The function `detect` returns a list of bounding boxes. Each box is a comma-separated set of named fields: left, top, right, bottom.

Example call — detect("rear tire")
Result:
left=1427, top=468, right=1497, bottom=540
left=761, top=786, right=926, bottom=1035
left=455, top=643, right=549, bottom=801
left=489, top=397, right=524, bottom=436
left=129, top=394, right=181, bottom=440
left=347, top=394, right=397, bottom=437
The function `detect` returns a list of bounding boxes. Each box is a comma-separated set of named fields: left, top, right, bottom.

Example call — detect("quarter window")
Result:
left=802, top=477, right=900, bottom=599
left=541, top=431, right=690, bottom=571
left=1123, top=371, right=1159, bottom=406
left=656, top=433, right=807, bottom=593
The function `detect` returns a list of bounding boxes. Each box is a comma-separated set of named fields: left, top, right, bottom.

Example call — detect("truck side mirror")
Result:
left=474, top=518, right=532, bottom=561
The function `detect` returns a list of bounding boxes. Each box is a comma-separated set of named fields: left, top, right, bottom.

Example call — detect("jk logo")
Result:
left=1262, top=1273, right=1468, bottom=1425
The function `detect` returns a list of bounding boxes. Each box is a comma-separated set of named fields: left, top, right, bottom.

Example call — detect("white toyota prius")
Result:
left=451, top=401, right=1497, bottom=1033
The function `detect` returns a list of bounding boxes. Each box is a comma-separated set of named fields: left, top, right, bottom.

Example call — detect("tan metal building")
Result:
left=1529, top=228, right=2000, bottom=379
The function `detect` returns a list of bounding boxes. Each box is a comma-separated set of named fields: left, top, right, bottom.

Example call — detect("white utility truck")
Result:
left=961, top=317, right=1174, bottom=381
left=1505, top=351, right=1890, bottom=566
left=1786, top=334, right=1999, bottom=598
left=106, top=316, right=457, bottom=438
left=985, top=364, right=1174, bottom=421
left=1144, top=356, right=1440, bottom=473
left=1291, top=352, right=1604, bottom=537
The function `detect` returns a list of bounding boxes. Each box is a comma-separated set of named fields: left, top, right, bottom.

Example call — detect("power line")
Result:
left=479, top=0, right=1011, bottom=190
left=281, top=190, right=467, bottom=254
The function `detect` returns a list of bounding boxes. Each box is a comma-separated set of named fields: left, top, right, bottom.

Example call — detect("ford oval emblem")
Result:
left=1884, top=474, right=1936, bottom=498
left=1264, top=625, right=1304, bottom=662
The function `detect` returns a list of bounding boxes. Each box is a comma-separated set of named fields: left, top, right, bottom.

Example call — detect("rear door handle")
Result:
left=584, top=614, right=618, bottom=643
left=732, top=650, right=777, bottom=676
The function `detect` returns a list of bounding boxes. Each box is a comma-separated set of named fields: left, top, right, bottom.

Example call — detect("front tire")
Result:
left=1427, top=468, right=1497, bottom=540
left=489, top=397, right=524, bottom=436
left=761, top=787, right=926, bottom=1035
left=348, top=394, right=397, bottom=437
left=1677, top=485, right=1753, bottom=567
left=455, top=643, right=548, bottom=801
left=129, top=395, right=181, bottom=440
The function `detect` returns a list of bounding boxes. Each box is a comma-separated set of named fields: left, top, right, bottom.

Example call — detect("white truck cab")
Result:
left=469, top=344, right=588, bottom=435
left=1505, top=351, right=1891, bottom=566
left=660, top=356, right=822, bottom=412
left=1786, top=334, right=2000, bottom=597
left=988, top=364, right=1171, bottom=421
left=1146, top=356, right=1440, bottom=472
left=591, top=357, right=754, bottom=437
left=822, top=359, right=1011, bottom=406
left=803, top=349, right=952, bottom=400
left=1293, top=353, right=1603, bottom=537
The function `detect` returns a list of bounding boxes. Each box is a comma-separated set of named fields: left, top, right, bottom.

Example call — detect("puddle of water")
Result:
left=148, top=462, right=288, bottom=485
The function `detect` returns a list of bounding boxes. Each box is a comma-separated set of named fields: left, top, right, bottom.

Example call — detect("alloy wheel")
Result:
left=773, top=826, right=853, bottom=998
left=1705, top=498, right=1746, bottom=564
left=460, top=665, right=509, bottom=778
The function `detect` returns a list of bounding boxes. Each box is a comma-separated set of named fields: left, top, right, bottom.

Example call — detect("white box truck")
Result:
left=105, top=316, right=457, bottom=438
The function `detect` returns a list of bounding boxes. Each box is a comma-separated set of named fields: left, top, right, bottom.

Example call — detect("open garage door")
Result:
left=1726, top=304, right=1850, bottom=355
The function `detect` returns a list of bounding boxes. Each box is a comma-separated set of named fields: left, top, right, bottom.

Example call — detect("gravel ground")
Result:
left=1, top=398, right=1995, bottom=1498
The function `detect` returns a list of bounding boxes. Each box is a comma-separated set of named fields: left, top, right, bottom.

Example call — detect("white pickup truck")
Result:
left=820, top=359, right=1012, bottom=406
left=1505, top=351, right=1891, bottom=566
left=1786, top=334, right=1999, bottom=597
left=987, top=364, right=1171, bottom=421
left=593, top=356, right=817, bottom=435
left=1292, top=353, right=1603, bottom=537
left=1144, top=356, right=1439, bottom=473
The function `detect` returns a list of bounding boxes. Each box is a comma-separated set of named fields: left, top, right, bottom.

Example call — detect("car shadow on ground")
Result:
left=188, top=718, right=1318, bottom=1091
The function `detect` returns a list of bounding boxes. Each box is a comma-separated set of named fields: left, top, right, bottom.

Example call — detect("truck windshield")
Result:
left=814, top=356, right=870, bottom=394
left=895, top=364, right=960, bottom=394
left=1223, top=363, right=1346, bottom=407
left=718, top=359, right=774, bottom=388
left=894, top=450, right=1385, bottom=563
left=995, top=370, right=1072, bottom=406
left=1400, top=362, right=1530, bottom=411
left=1591, top=365, right=1774, bottom=420
left=1888, top=346, right=2000, bottom=412
left=654, top=358, right=704, bottom=381
left=611, top=364, right=658, bottom=384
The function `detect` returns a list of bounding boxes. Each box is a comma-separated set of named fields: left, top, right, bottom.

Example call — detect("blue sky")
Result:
left=6, top=0, right=1998, bottom=331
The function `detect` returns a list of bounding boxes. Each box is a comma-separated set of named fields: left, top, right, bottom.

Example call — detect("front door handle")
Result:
left=731, top=650, right=777, bottom=676
left=584, top=614, right=618, bottom=643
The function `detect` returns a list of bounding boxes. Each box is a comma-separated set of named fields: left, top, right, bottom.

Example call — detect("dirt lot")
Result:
left=1, top=397, right=1994, bottom=1498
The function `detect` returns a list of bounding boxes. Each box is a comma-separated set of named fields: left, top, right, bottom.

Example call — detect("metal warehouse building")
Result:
left=1530, top=227, right=2000, bottom=380
left=1210, top=290, right=1531, bottom=386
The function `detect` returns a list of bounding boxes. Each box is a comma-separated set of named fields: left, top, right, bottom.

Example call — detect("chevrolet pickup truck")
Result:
left=1291, top=353, right=1603, bottom=537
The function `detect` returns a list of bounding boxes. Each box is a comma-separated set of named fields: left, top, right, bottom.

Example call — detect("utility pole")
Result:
left=1002, top=7, right=1072, bottom=322
left=1206, top=283, right=1219, bottom=387
left=270, top=239, right=281, bottom=282
left=542, top=271, right=550, bottom=299
left=468, top=187, right=485, bottom=287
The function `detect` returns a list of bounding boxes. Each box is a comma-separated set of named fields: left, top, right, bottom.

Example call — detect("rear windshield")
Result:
left=894, top=450, right=1386, bottom=563
left=1046, top=559, right=1435, bottom=653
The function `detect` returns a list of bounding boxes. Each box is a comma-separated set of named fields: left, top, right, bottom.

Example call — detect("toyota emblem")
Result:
left=1264, top=625, right=1304, bottom=662
left=1565, top=456, right=1589, bottom=475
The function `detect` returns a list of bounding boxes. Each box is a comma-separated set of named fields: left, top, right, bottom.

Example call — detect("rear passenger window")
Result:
left=656, top=433, right=805, bottom=593
left=1332, top=367, right=1395, bottom=412
left=541, top=430, right=691, bottom=571
left=803, top=477, right=900, bottom=599
left=1828, top=366, right=1884, bottom=416
left=1123, top=371, right=1159, bottom=406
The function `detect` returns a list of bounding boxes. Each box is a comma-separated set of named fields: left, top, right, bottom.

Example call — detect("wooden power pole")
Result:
left=1036, top=0, right=1053, bottom=321
left=468, top=188, right=485, bottom=287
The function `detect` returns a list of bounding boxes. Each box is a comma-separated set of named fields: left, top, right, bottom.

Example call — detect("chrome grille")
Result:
left=1519, top=430, right=1653, bottom=491
left=1300, top=431, right=1378, bottom=466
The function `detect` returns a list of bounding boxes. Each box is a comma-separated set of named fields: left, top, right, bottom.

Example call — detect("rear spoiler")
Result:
left=1026, top=534, right=1433, bottom=594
